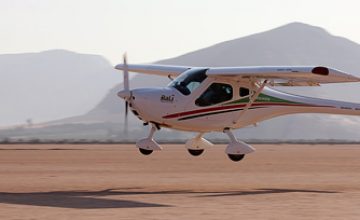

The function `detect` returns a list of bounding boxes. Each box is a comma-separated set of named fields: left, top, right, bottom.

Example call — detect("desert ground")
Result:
left=0, top=144, right=360, bottom=220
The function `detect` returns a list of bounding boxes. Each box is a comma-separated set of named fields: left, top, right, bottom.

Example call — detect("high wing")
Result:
left=115, top=64, right=360, bottom=86
left=115, top=64, right=190, bottom=78
left=207, top=66, right=360, bottom=86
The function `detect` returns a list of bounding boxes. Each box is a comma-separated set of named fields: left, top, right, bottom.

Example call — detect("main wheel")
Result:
left=227, top=154, right=245, bottom=162
left=188, top=149, right=204, bottom=156
left=139, top=148, right=153, bottom=155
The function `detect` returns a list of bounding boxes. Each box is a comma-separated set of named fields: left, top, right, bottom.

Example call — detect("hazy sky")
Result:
left=1, top=0, right=360, bottom=64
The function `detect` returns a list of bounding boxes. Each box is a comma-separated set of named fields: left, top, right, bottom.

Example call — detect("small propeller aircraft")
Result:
left=115, top=54, right=360, bottom=162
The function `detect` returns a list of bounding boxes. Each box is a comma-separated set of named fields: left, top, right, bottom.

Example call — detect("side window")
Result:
left=239, top=87, right=250, bottom=97
left=195, top=83, right=233, bottom=107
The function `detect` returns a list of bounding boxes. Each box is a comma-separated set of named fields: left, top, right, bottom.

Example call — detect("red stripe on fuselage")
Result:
left=162, top=102, right=332, bottom=119
left=163, top=104, right=246, bottom=119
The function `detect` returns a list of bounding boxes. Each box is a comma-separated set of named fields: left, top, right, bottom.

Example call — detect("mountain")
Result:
left=158, top=22, right=360, bottom=69
left=0, top=50, right=120, bottom=126
left=3, top=22, right=360, bottom=140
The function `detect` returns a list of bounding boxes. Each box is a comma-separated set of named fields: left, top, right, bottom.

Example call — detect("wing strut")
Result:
left=232, top=80, right=268, bottom=124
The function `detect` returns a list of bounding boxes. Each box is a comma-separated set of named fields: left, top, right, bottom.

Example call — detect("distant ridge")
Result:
left=157, top=22, right=360, bottom=69
left=0, top=50, right=119, bottom=126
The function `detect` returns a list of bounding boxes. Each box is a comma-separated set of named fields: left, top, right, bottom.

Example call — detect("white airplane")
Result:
left=115, top=55, right=360, bottom=162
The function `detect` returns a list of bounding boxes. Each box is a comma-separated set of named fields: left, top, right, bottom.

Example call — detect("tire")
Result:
left=227, top=154, right=245, bottom=162
left=188, top=149, right=204, bottom=156
left=139, top=148, right=153, bottom=155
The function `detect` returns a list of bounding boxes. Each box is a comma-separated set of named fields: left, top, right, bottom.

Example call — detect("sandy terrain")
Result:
left=0, top=144, right=360, bottom=220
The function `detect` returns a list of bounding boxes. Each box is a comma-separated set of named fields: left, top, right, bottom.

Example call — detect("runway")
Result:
left=0, top=144, right=360, bottom=219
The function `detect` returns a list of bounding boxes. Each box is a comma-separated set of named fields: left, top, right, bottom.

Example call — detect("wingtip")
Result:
left=352, top=75, right=360, bottom=82
left=343, top=73, right=360, bottom=82
left=338, top=69, right=360, bottom=82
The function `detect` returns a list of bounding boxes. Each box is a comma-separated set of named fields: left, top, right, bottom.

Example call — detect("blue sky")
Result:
left=1, top=0, right=360, bottom=64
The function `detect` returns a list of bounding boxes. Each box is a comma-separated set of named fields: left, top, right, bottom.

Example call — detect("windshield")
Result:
left=169, top=68, right=208, bottom=95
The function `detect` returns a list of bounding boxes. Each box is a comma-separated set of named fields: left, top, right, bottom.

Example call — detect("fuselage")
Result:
left=125, top=75, right=360, bottom=132
left=114, top=60, right=360, bottom=160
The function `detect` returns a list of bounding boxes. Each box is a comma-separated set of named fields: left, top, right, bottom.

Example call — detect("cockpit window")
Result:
left=195, top=83, right=233, bottom=107
left=169, top=68, right=208, bottom=95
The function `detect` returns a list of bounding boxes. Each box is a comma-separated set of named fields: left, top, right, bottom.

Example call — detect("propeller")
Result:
left=123, top=53, right=129, bottom=118
left=117, top=53, right=131, bottom=135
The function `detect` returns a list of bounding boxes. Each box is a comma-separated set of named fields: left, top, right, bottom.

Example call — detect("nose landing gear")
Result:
left=136, top=125, right=162, bottom=155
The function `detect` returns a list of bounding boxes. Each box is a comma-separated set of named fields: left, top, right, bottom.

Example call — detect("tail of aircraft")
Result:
left=263, top=87, right=360, bottom=117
